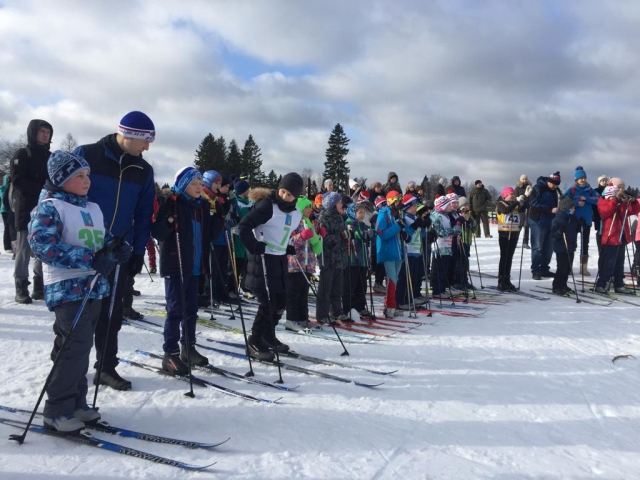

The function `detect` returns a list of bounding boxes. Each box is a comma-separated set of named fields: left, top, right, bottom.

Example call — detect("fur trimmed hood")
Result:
left=249, top=187, right=272, bottom=203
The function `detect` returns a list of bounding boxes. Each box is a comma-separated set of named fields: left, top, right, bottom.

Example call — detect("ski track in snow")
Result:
left=1, top=225, right=640, bottom=478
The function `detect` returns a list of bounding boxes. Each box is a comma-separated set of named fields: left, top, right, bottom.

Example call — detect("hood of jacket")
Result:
left=387, top=171, right=398, bottom=183
left=26, top=119, right=54, bottom=150
left=249, top=187, right=272, bottom=203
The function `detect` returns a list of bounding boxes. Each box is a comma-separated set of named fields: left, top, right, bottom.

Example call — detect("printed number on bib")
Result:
left=79, top=229, right=105, bottom=250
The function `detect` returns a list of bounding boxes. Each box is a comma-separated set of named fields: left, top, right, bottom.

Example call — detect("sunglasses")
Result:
left=459, top=208, right=470, bottom=213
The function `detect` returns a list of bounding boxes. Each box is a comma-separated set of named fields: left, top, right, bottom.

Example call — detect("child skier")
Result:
left=315, top=191, right=349, bottom=324
left=396, top=194, right=425, bottom=309
left=595, top=178, right=640, bottom=293
left=375, top=191, right=405, bottom=318
left=29, top=150, right=131, bottom=433
left=550, top=196, right=578, bottom=294
left=285, top=196, right=323, bottom=332
left=430, top=195, right=460, bottom=296
left=238, top=173, right=304, bottom=360
left=151, top=167, right=213, bottom=375
left=344, top=200, right=375, bottom=317
left=495, top=187, right=524, bottom=292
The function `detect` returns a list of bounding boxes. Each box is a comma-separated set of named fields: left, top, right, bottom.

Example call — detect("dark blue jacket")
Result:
left=151, top=193, right=212, bottom=278
left=528, top=176, right=559, bottom=229
left=551, top=211, right=578, bottom=254
left=74, top=134, right=155, bottom=255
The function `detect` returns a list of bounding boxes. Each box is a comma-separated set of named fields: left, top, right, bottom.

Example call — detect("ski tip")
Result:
left=355, top=381, right=385, bottom=388
left=182, top=461, right=217, bottom=471
left=200, top=437, right=231, bottom=449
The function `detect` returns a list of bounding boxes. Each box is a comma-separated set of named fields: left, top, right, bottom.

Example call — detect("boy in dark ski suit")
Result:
left=238, top=173, right=304, bottom=361
left=151, top=167, right=214, bottom=375
left=29, top=151, right=131, bottom=433
left=551, top=196, right=578, bottom=294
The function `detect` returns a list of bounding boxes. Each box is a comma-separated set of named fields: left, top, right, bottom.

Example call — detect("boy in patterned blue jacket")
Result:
left=28, top=151, right=131, bottom=433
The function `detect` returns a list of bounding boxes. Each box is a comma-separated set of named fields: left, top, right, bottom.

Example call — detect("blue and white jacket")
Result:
left=28, top=182, right=115, bottom=310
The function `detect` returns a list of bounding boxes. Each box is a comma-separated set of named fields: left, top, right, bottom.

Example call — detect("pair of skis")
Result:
left=0, top=405, right=223, bottom=470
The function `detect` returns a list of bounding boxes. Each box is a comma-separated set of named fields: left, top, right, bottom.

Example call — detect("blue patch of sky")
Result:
left=219, top=44, right=316, bottom=81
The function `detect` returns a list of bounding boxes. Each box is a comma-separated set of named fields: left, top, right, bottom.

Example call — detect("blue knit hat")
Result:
left=322, top=191, right=341, bottom=210
left=118, top=111, right=155, bottom=142
left=234, top=178, right=250, bottom=195
left=173, top=167, right=202, bottom=194
left=48, top=150, right=90, bottom=187
left=574, top=166, right=587, bottom=181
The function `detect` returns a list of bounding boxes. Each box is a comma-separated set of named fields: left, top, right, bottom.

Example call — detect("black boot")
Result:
left=180, top=344, right=209, bottom=367
left=506, top=276, right=518, bottom=292
left=15, top=279, right=32, bottom=304
left=246, top=334, right=275, bottom=361
left=93, top=368, right=132, bottom=391
left=31, top=275, right=45, bottom=301
left=497, top=275, right=509, bottom=292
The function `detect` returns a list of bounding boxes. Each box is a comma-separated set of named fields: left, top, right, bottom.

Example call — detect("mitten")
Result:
left=300, top=228, right=314, bottom=241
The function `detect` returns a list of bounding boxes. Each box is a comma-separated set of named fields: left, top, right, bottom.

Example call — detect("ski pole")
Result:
left=173, top=218, right=195, bottom=398
left=259, top=235, right=284, bottom=383
left=593, top=209, right=618, bottom=292
left=517, top=210, right=528, bottom=291
left=291, top=253, right=349, bottom=356
left=604, top=202, right=630, bottom=293
left=9, top=273, right=103, bottom=444
left=143, top=259, right=154, bottom=282
left=472, top=233, right=483, bottom=289
left=562, top=231, right=581, bottom=303
left=92, top=235, right=128, bottom=408
left=211, top=244, right=254, bottom=377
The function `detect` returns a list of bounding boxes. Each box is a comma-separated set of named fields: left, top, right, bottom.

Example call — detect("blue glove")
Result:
left=92, top=250, right=116, bottom=277
left=113, top=242, right=132, bottom=265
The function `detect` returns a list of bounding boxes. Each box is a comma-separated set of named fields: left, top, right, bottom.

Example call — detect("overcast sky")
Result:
left=1, top=0, right=639, bottom=191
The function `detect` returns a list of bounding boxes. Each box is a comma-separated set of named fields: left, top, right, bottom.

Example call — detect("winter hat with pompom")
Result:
left=574, top=166, right=587, bottom=181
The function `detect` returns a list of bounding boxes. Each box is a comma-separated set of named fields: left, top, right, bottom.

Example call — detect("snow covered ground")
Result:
left=1, top=223, right=640, bottom=479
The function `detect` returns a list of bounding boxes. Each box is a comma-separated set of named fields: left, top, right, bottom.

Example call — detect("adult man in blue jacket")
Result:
left=74, top=111, right=156, bottom=390
left=528, top=172, right=561, bottom=280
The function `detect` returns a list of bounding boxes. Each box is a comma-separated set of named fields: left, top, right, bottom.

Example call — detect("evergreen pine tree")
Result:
left=241, top=134, right=265, bottom=185
left=265, top=170, right=279, bottom=189
left=323, top=123, right=350, bottom=194
left=227, top=139, right=243, bottom=175
left=194, top=133, right=217, bottom=173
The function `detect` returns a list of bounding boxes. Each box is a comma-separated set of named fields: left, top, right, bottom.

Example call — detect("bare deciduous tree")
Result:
left=60, top=133, right=78, bottom=152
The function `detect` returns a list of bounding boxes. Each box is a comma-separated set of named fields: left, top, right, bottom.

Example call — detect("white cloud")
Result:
left=2, top=0, right=640, bottom=190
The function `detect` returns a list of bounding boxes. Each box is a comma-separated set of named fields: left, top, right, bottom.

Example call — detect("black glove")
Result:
left=252, top=242, right=266, bottom=255
left=92, top=249, right=116, bottom=277
left=411, top=217, right=425, bottom=229
left=286, top=245, right=296, bottom=255
left=341, top=229, right=351, bottom=240
left=579, top=218, right=587, bottom=228
left=397, top=218, right=406, bottom=229
left=364, top=229, right=376, bottom=240
left=558, top=225, right=566, bottom=234
left=399, top=230, right=409, bottom=242
left=113, top=242, right=133, bottom=265
left=128, top=253, right=144, bottom=277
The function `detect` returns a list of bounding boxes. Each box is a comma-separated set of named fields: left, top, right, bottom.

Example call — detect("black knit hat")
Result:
left=278, top=172, right=304, bottom=198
